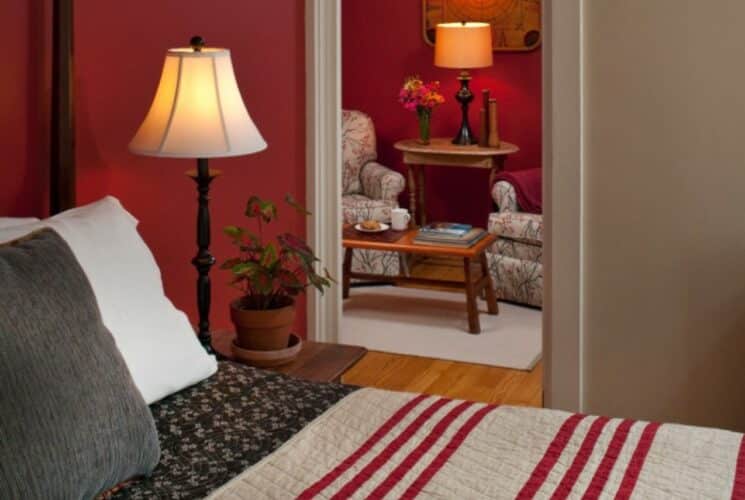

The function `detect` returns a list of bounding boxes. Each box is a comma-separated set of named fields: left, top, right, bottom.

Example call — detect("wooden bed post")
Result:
left=50, top=0, right=75, bottom=214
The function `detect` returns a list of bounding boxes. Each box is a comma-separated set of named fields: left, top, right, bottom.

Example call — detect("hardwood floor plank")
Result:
left=342, top=351, right=542, bottom=407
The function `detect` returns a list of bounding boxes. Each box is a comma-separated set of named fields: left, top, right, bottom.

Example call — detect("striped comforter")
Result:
left=208, top=389, right=745, bottom=499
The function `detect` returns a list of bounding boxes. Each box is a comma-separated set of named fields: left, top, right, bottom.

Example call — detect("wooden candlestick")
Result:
left=479, top=89, right=490, bottom=147
left=479, top=108, right=488, bottom=147
left=488, top=98, right=500, bottom=148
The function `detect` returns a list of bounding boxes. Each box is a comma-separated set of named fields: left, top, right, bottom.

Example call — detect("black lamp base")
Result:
left=453, top=70, right=476, bottom=145
left=187, top=158, right=220, bottom=353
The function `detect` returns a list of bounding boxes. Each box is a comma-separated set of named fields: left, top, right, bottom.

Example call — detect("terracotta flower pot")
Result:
left=230, top=297, right=296, bottom=351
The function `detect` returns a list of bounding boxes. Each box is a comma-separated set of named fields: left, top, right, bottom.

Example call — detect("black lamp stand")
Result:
left=453, top=70, right=476, bottom=145
left=188, top=158, right=219, bottom=352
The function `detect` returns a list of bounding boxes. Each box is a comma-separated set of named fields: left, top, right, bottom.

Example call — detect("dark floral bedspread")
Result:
left=111, top=361, right=357, bottom=499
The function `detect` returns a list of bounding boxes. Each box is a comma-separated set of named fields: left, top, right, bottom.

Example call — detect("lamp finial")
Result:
left=190, top=35, right=205, bottom=52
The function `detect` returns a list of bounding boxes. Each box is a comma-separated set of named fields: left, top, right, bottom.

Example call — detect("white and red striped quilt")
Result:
left=208, top=389, right=745, bottom=499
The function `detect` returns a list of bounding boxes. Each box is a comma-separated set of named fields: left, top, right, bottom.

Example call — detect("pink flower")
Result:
left=398, top=75, right=444, bottom=112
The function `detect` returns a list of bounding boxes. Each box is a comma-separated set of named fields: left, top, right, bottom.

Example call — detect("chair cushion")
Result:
left=0, top=229, right=160, bottom=499
left=342, top=110, right=377, bottom=195
left=488, top=211, right=543, bottom=246
left=342, top=194, right=397, bottom=224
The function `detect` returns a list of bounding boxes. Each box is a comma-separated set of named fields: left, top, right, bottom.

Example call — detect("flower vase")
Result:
left=417, top=108, right=431, bottom=145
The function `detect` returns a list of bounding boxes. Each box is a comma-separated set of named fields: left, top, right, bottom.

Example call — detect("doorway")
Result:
left=304, top=0, right=583, bottom=411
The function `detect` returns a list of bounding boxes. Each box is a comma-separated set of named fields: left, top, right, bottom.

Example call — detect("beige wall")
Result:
left=582, top=0, right=745, bottom=431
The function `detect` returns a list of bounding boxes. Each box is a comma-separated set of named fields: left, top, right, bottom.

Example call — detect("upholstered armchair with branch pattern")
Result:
left=342, top=110, right=406, bottom=275
left=485, top=180, right=544, bottom=308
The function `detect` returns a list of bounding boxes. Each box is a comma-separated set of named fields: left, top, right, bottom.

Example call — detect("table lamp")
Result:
left=434, top=22, right=493, bottom=145
left=130, top=36, right=267, bottom=350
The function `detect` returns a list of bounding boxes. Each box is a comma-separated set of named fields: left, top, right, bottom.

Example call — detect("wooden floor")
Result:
left=342, top=351, right=543, bottom=407
left=341, top=255, right=543, bottom=407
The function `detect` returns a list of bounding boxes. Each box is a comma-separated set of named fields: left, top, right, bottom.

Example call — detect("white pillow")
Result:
left=0, top=197, right=217, bottom=403
left=0, top=217, right=40, bottom=229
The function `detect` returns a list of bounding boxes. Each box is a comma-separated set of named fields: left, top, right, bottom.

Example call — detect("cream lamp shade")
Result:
left=434, top=22, right=493, bottom=69
left=129, top=47, right=267, bottom=158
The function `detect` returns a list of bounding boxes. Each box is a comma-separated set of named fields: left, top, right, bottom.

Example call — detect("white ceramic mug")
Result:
left=391, top=208, right=411, bottom=230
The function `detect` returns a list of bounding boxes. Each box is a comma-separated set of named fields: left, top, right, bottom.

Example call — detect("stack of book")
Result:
left=413, top=222, right=487, bottom=247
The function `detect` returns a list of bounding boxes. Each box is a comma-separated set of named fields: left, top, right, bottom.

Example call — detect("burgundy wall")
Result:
left=342, top=0, right=542, bottom=227
left=2, top=1, right=308, bottom=335
left=74, top=0, right=307, bottom=334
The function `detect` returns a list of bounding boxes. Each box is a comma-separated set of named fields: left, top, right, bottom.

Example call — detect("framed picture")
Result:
left=423, top=0, right=541, bottom=52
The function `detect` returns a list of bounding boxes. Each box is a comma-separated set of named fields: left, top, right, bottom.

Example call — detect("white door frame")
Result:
left=305, top=0, right=584, bottom=411
left=542, top=0, right=584, bottom=411
left=305, top=0, right=342, bottom=344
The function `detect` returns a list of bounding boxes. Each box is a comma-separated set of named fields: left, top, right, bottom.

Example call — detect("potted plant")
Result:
left=222, top=194, right=332, bottom=352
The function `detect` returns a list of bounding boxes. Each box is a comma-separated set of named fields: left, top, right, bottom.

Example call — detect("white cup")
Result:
left=391, top=208, right=411, bottom=230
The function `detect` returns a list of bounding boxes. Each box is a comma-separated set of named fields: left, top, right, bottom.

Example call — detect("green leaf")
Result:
left=223, top=225, right=244, bottom=240
left=220, top=257, right=242, bottom=270
left=323, top=267, right=337, bottom=284
left=246, top=196, right=277, bottom=223
left=231, top=261, right=260, bottom=276
left=285, top=193, right=311, bottom=215
left=260, top=242, right=279, bottom=269
left=250, top=268, right=274, bottom=294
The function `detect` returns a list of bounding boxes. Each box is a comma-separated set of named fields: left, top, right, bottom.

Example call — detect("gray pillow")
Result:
left=0, top=229, right=160, bottom=499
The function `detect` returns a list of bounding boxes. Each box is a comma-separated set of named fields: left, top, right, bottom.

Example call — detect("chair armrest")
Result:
left=488, top=212, right=543, bottom=246
left=360, top=161, right=406, bottom=203
left=491, top=180, right=519, bottom=212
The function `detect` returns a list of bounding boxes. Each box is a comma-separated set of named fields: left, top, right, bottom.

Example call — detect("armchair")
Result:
left=485, top=179, right=543, bottom=308
left=342, top=110, right=406, bottom=275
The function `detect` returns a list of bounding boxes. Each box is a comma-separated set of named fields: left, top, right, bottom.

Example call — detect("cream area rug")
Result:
left=340, top=286, right=542, bottom=370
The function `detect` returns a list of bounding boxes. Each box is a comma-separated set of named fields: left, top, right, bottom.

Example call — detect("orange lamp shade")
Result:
left=434, top=22, right=493, bottom=69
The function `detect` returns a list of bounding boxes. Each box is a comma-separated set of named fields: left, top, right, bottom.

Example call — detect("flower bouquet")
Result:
left=398, top=76, right=444, bottom=145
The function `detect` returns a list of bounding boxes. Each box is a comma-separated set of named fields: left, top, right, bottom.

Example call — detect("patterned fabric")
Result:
left=486, top=251, right=543, bottom=308
left=489, top=237, right=543, bottom=262
left=492, top=180, right=519, bottom=212
left=111, top=362, right=356, bottom=499
left=360, top=161, right=406, bottom=203
left=488, top=211, right=543, bottom=246
left=341, top=192, right=402, bottom=277
left=350, top=248, right=401, bottom=276
left=340, top=111, right=405, bottom=277
left=487, top=179, right=544, bottom=307
left=342, top=194, right=397, bottom=225
left=342, top=110, right=377, bottom=195
left=208, top=388, right=745, bottom=500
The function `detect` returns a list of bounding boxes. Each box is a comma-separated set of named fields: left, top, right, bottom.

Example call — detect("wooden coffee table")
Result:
left=342, top=225, right=498, bottom=333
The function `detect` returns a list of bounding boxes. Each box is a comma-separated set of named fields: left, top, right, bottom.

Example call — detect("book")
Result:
left=419, top=222, right=472, bottom=236
left=414, top=228, right=487, bottom=247
left=413, top=230, right=487, bottom=248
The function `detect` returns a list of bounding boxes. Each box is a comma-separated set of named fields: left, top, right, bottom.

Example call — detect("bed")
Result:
left=17, top=3, right=742, bottom=499
left=107, top=363, right=744, bottom=499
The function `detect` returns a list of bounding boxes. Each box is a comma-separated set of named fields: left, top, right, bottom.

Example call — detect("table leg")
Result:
left=416, top=166, right=427, bottom=226
left=463, top=257, right=480, bottom=334
left=480, top=252, right=499, bottom=315
left=342, top=248, right=352, bottom=299
left=407, top=165, right=417, bottom=227
left=489, top=157, right=507, bottom=209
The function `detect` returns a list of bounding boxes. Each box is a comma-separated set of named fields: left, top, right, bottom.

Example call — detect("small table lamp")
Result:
left=130, top=36, right=267, bottom=350
left=434, top=22, right=493, bottom=145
